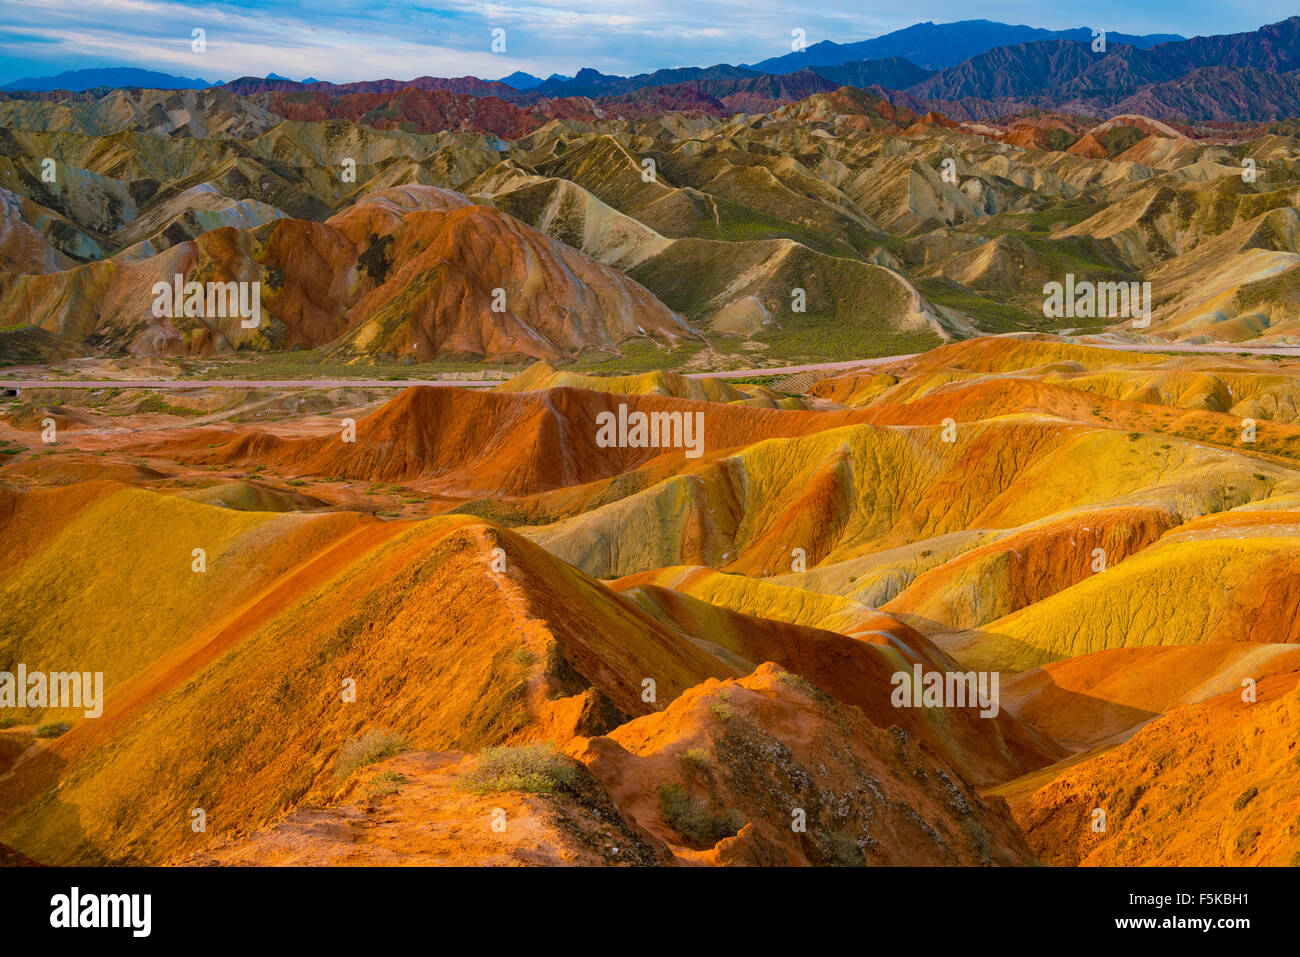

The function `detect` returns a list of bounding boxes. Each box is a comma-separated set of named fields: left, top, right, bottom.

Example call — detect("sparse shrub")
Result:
left=135, top=394, right=203, bottom=417
left=778, top=670, right=832, bottom=706
left=460, top=744, right=575, bottom=794
left=657, top=783, right=743, bottom=846
left=680, top=748, right=709, bottom=771
left=822, top=830, right=864, bottom=866
left=513, top=648, right=537, bottom=667
left=35, top=722, right=70, bottom=738
left=364, top=771, right=407, bottom=799
left=1232, top=786, right=1258, bottom=812
left=336, top=729, right=406, bottom=777
left=709, top=702, right=734, bottom=721
left=0, top=717, right=17, bottom=729
left=1234, top=826, right=1261, bottom=855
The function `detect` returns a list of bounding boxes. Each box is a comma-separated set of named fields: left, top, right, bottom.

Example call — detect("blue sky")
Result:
left=0, top=0, right=1295, bottom=85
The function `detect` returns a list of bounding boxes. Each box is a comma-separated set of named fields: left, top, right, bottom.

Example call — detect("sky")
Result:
left=0, top=0, right=1295, bottom=85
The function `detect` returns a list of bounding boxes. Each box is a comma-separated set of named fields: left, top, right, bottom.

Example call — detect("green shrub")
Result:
left=364, top=771, right=408, bottom=799
left=35, top=722, right=71, bottom=738
left=336, top=729, right=406, bottom=777
left=657, top=783, right=743, bottom=846
left=460, top=744, right=575, bottom=794
left=680, top=748, right=709, bottom=771
left=823, top=830, right=864, bottom=866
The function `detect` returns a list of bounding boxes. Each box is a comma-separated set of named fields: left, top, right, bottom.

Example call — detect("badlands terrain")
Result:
left=2, top=19, right=1300, bottom=867
left=1, top=337, right=1299, bottom=865
left=3, top=26, right=1300, bottom=368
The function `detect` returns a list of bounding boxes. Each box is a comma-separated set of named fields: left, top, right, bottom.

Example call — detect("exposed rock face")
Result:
left=1013, top=677, right=1300, bottom=866
left=0, top=185, right=698, bottom=359
left=265, top=88, right=539, bottom=138
left=570, top=663, right=1035, bottom=865
left=0, top=188, right=71, bottom=273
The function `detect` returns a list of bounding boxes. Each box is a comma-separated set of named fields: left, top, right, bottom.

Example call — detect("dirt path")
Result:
left=177, top=750, right=653, bottom=866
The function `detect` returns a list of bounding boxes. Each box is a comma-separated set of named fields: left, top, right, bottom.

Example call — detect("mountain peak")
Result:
left=497, top=70, right=544, bottom=89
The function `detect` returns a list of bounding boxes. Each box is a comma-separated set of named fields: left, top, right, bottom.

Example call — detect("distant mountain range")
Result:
left=746, top=19, right=1184, bottom=72
left=891, top=16, right=1300, bottom=120
left=6, top=18, right=1300, bottom=123
left=1, top=67, right=211, bottom=92
left=0, top=68, right=327, bottom=92
left=0, top=19, right=1184, bottom=94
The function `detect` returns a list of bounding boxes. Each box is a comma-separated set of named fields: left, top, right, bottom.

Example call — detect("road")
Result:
left=0, top=355, right=914, bottom=390
left=2, top=340, right=1297, bottom=390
